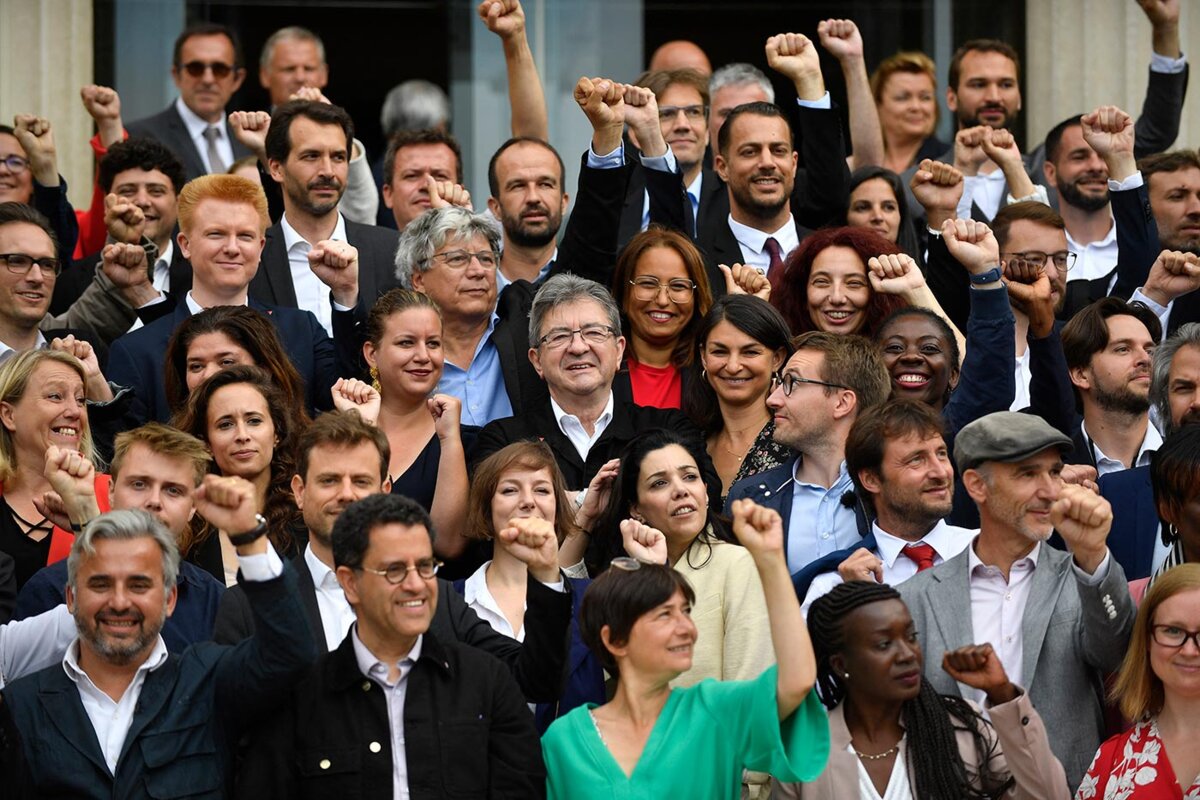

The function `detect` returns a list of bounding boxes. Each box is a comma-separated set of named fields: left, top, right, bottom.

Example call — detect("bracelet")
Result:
left=227, top=514, right=269, bottom=547
left=969, top=266, right=1003, bottom=285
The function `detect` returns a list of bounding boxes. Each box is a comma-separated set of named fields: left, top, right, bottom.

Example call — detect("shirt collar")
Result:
left=155, top=239, right=174, bottom=268
left=872, top=519, right=966, bottom=568
left=549, top=391, right=614, bottom=430
left=0, top=331, right=48, bottom=363
left=351, top=624, right=422, bottom=685
left=280, top=210, right=347, bottom=253
left=63, top=634, right=170, bottom=684
left=791, top=458, right=852, bottom=492
left=685, top=170, right=703, bottom=202
left=967, top=536, right=1041, bottom=575
left=174, top=97, right=225, bottom=141
left=726, top=214, right=799, bottom=256
left=1064, top=217, right=1117, bottom=250
left=304, top=542, right=340, bottom=591
left=1080, top=419, right=1163, bottom=469
left=496, top=247, right=556, bottom=296
left=185, top=290, right=248, bottom=315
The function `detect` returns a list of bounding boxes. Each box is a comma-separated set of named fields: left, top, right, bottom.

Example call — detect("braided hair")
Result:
left=808, top=582, right=1015, bottom=800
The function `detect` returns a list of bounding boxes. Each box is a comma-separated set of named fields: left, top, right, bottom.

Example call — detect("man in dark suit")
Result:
left=249, top=100, right=399, bottom=334
left=2, top=494, right=316, bottom=798
left=726, top=331, right=889, bottom=575
left=106, top=174, right=360, bottom=424
left=126, top=24, right=252, bottom=182
left=471, top=273, right=717, bottom=495
left=212, top=410, right=571, bottom=703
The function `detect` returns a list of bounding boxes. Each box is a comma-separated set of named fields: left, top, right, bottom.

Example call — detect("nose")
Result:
left=869, top=204, right=885, bottom=222
left=133, top=187, right=152, bottom=209
left=517, top=486, right=536, bottom=511
left=565, top=329, right=590, bottom=354
left=982, top=82, right=1000, bottom=102
left=400, top=564, right=427, bottom=591
left=234, top=421, right=252, bottom=442
left=724, top=352, right=742, bottom=373
left=337, top=476, right=357, bottom=501
left=109, top=583, right=133, bottom=611
left=411, top=341, right=430, bottom=363
left=899, top=345, right=924, bottom=363
left=144, top=485, right=164, bottom=511
left=827, top=282, right=847, bottom=304
left=766, top=383, right=785, bottom=410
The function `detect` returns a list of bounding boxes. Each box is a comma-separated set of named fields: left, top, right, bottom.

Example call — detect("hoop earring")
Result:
left=701, top=368, right=708, bottom=381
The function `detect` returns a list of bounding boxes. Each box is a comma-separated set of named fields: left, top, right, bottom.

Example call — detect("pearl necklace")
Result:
left=852, top=743, right=899, bottom=761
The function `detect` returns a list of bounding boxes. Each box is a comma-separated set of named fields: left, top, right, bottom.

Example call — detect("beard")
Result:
left=727, top=176, right=790, bottom=222
left=1056, top=173, right=1109, bottom=212
left=287, top=175, right=345, bottom=216
left=1093, top=376, right=1150, bottom=416
left=880, top=483, right=953, bottom=531
left=958, top=104, right=1020, bottom=131
left=502, top=204, right=562, bottom=248
left=1159, top=224, right=1200, bottom=256
left=75, top=602, right=166, bottom=665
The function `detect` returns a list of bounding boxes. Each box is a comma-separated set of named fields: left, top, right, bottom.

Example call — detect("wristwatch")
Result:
left=227, top=514, right=269, bottom=547
left=968, top=266, right=1004, bottom=285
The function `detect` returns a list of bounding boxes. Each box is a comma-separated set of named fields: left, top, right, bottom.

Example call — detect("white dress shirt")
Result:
left=352, top=626, right=421, bottom=800
left=61, top=542, right=283, bottom=773
left=1079, top=419, right=1162, bottom=477
left=463, top=561, right=524, bottom=641
left=185, top=290, right=247, bottom=316
left=280, top=211, right=347, bottom=337
left=174, top=98, right=235, bottom=175
left=801, top=520, right=976, bottom=615
left=1010, top=346, right=1031, bottom=411
left=304, top=543, right=357, bottom=651
left=958, top=167, right=1008, bottom=223
left=726, top=215, right=800, bottom=277
left=1065, top=222, right=1119, bottom=284
left=550, top=391, right=614, bottom=463
left=0, top=330, right=47, bottom=364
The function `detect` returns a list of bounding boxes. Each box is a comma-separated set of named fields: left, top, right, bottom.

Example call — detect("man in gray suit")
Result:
left=899, top=411, right=1134, bottom=792
left=126, top=24, right=251, bottom=182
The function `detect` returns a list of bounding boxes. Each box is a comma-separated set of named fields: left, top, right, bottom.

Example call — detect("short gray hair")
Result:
left=67, top=509, right=180, bottom=591
left=1151, top=322, right=1200, bottom=434
left=380, top=80, right=451, bottom=137
left=394, top=206, right=502, bottom=288
left=709, top=63, right=775, bottom=104
left=259, top=26, right=325, bottom=73
left=528, top=273, right=622, bottom=346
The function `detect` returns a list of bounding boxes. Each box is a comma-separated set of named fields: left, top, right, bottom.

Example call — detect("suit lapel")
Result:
left=1019, top=548, right=1071, bottom=689
left=38, top=675, right=113, bottom=777
left=168, top=245, right=192, bottom=298
left=927, top=552, right=976, bottom=694
left=531, top=401, right=585, bottom=477
left=118, top=660, right=178, bottom=765
left=165, top=106, right=206, bottom=180
left=290, top=554, right=327, bottom=653
left=249, top=226, right=298, bottom=307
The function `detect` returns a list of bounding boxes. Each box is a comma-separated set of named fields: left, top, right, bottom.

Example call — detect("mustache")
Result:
left=308, top=177, right=342, bottom=190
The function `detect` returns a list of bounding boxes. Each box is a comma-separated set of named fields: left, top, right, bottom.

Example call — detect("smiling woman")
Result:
left=0, top=349, right=108, bottom=590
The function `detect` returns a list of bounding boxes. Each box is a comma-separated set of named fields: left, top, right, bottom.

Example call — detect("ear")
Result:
left=258, top=66, right=270, bottom=91
left=486, top=196, right=501, bottom=219
left=291, top=473, right=305, bottom=511
left=614, top=335, right=626, bottom=363
left=381, top=476, right=392, bottom=494
left=945, top=85, right=958, bottom=114
left=381, top=181, right=394, bottom=209
left=0, top=401, right=16, bottom=434
left=177, top=230, right=192, bottom=261
left=410, top=270, right=426, bottom=292
left=829, top=652, right=847, bottom=680
left=1042, top=159, right=1057, bottom=186
left=962, top=468, right=989, bottom=505
left=363, top=340, right=378, bottom=370
left=832, top=388, right=858, bottom=422
left=230, top=68, right=246, bottom=92
left=528, top=346, right=545, bottom=379
left=788, top=150, right=798, bottom=175
left=170, top=65, right=183, bottom=90
left=600, top=624, right=628, bottom=661
left=336, top=565, right=361, bottom=605
left=267, top=158, right=287, bottom=185
left=714, top=152, right=729, bottom=183
left=560, top=191, right=570, bottom=215
left=65, top=583, right=76, bottom=614
left=770, top=348, right=786, bottom=373
left=1068, top=365, right=1091, bottom=393
left=164, top=583, right=178, bottom=617
left=947, top=366, right=961, bottom=391
left=858, top=468, right=883, bottom=497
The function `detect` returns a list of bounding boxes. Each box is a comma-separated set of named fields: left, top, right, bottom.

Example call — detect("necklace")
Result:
left=852, top=743, right=899, bottom=761
left=721, top=423, right=762, bottom=462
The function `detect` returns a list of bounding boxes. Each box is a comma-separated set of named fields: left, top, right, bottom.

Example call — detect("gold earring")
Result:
left=369, top=365, right=381, bottom=393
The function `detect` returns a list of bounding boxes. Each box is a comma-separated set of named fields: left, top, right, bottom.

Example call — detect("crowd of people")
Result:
left=0, top=0, right=1198, bottom=796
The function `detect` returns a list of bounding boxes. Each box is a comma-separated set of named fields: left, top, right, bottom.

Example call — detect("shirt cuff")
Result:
left=1150, top=51, right=1187, bottom=74
left=1071, top=549, right=1110, bottom=586
left=137, top=293, right=167, bottom=310
left=238, top=540, right=285, bottom=582
left=1108, top=171, right=1144, bottom=192
left=587, top=143, right=624, bottom=169
left=1006, top=184, right=1049, bottom=207
left=332, top=300, right=355, bottom=312
left=640, top=148, right=677, bottom=173
left=539, top=574, right=567, bottom=593
left=795, top=92, right=832, bottom=110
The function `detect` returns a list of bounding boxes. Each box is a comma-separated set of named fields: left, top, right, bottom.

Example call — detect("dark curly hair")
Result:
left=98, top=137, right=187, bottom=195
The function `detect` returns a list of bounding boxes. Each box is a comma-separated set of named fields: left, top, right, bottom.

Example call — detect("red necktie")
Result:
left=763, top=237, right=785, bottom=276
left=901, top=542, right=937, bottom=572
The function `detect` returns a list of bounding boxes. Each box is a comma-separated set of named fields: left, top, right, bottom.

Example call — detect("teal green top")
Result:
left=542, top=665, right=830, bottom=799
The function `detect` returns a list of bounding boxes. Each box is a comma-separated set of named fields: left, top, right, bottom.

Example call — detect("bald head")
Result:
left=648, top=40, right=712, bottom=76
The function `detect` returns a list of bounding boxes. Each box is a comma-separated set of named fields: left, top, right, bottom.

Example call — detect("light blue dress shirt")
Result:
left=785, top=459, right=861, bottom=574
left=434, top=312, right=514, bottom=427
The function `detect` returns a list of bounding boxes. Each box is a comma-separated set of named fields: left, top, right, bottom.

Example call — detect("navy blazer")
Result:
left=791, top=529, right=880, bottom=601
left=724, top=457, right=872, bottom=577
left=107, top=298, right=359, bottom=424
left=1098, top=465, right=1161, bottom=581
left=2, top=564, right=316, bottom=800
left=14, top=559, right=224, bottom=652
left=126, top=104, right=252, bottom=183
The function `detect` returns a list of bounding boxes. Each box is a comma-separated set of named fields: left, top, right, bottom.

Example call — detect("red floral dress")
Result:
left=1076, top=719, right=1200, bottom=799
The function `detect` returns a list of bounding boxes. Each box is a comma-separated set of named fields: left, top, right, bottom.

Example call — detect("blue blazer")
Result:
left=790, top=530, right=881, bottom=602
left=452, top=575, right=605, bottom=734
left=107, top=298, right=360, bottom=424
left=1098, top=465, right=1161, bottom=581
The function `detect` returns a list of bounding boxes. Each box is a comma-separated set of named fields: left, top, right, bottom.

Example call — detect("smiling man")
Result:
left=898, top=411, right=1134, bottom=791
left=126, top=23, right=252, bottom=181
left=237, top=492, right=546, bottom=799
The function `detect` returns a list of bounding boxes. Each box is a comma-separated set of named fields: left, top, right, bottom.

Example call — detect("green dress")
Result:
left=542, top=665, right=831, bottom=799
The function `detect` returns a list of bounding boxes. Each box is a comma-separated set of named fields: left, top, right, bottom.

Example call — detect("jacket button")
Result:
left=319, top=759, right=331, bottom=770
left=1021, top=716, right=1029, bottom=726
left=369, top=741, right=382, bottom=753
left=362, top=681, right=372, bottom=691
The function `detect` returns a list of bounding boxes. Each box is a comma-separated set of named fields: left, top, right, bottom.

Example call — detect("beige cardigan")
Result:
left=773, top=689, right=1070, bottom=799
left=670, top=539, right=775, bottom=688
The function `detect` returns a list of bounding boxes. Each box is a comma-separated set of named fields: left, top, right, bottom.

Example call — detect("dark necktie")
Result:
left=763, top=237, right=784, bottom=276
left=901, top=542, right=937, bottom=572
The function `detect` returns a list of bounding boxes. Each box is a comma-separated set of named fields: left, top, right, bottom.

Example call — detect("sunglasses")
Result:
left=180, top=60, right=236, bottom=79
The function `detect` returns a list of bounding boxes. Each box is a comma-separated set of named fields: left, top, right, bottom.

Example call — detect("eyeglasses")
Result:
left=0, top=253, right=62, bottom=277
left=629, top=277, right=697, bottom=302
left=658, top=105, right=707, bottom=123
left=0, top=155, right=29, bottom=174
left=1152, top=624, right=1200, bottom=650
left=776, top=372, right=848, bottom=397
left=359, top=558, right=443, bottom=585
left=427, top=249, right=498, bottom=270
left=180, top=60, right=236, bottom=79
left=537, top=324, right=618, bottom=350
left=1002, top=251, right=1078, bottom=272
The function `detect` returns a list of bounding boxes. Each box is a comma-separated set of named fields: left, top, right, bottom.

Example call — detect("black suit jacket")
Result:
left=126, top=104, right=251, bottom=183
left=212, top=553, right=572, bottom=703
left=249, top=219, right=401, bottom=310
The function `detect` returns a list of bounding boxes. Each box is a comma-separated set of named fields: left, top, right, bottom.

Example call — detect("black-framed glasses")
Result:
left=1002, top=251, right=1077, bottom=272
left=360, top=558, right=443, bottom=584
left=537, top=324, right=618, bottom=350
left=1152, top=624, right=1200, bottom=650
left=776, top=372, right=848, bottom=397
left=180, top=60, right=236, bottom=79
left=0, top=253, right=62, bottom=276
left=658, top=105, right=707, bottom=123
left=426, top=249, right=498, bottom=271
left=629, top=277, right=697, bottom=302
left=0, top=155, right=29, bottom=174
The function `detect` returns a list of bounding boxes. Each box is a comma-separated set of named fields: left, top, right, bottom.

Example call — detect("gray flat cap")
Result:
left=954, top=411, right=1072, bottom=471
